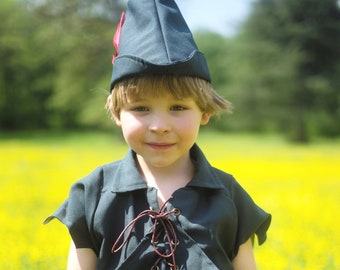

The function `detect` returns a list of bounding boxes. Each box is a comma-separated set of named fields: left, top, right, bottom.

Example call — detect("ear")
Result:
left=112, top=114, right=122, bottom=127
left=107, top=95, right=122, bottom=127
left=200, top=112, right=211, bottom=125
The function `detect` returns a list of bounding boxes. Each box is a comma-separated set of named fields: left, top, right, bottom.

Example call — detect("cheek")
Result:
left=120, top=115, right=144, bottom=138
left=175, top=116, right=201, bottom=135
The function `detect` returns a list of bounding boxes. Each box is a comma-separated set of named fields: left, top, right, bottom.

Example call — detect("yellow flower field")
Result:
left=0, top=131, right=339, bottom=269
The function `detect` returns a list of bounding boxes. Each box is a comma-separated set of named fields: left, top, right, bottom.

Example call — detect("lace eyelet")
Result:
left=170, top=239, right=180, bottom=246
left=173, top=208, right=180, bottom=216
left=151, top=239, right=159, bottom=245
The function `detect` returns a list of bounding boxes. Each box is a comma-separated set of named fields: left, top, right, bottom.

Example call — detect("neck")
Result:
left=136, top=152, right=194, bottom=204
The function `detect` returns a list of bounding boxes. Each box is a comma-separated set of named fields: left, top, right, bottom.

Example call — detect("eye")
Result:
left=131, top=106, right=149, bottom=112
left=170, top=105, right=187, bottom=111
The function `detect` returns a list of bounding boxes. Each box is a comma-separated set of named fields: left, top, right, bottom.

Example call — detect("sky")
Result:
left=176, top=0, right=255, bottom=36
left=118, top=0, right=255, bottom=37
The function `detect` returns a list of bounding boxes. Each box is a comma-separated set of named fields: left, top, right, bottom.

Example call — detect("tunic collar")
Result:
left=188, top=144, right=225, bottom=189
left=110, top=143, right=224, bottom=192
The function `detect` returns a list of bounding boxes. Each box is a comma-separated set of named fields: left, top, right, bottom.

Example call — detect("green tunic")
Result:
left=45, top=144, right=271, bottom=269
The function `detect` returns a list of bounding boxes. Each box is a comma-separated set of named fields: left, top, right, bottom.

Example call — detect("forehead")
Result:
left=123, top=79, right=193, bottom=100
left=125, top=94, right=194, bottom=104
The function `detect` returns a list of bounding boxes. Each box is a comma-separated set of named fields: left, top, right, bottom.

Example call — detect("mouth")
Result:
left=146, top=142, right=176, bottom=150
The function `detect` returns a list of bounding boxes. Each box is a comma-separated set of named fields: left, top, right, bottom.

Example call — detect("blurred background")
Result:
left=1, top=0, right=340, bottom=269
left=1, top=0, right=339, bottom=142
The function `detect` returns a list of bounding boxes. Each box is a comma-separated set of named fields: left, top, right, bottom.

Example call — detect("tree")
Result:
left=234, top=0, right=340, bottom=141
left=0, top=0, right=56, bottom=129
left=0, top=0, right=124, bottom=130
left=194, top=32, right=237, bottom=130
left=31, top=0, right=125, bottom=129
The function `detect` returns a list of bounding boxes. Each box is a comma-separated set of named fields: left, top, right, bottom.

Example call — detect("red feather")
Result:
left=112, top=12, right=125, bottom=64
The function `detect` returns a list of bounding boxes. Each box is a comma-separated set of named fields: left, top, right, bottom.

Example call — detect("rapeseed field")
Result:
left=0, top=131, right=339, bottom=269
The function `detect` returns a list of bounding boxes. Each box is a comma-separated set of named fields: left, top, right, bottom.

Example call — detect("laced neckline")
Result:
left=112, top=196, right=180, bottom=269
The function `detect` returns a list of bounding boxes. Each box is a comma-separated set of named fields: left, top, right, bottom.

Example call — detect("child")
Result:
left=44, top=0, right=271, bottom=269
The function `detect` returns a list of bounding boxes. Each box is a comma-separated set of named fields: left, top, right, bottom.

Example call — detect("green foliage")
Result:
left=32, top=0, right=124, bottom=129
left=231, top=0, right=340, bottom=141
left=0, top=0, right=339, bottom=142
left=0, top=0, right=123, bottom=130
left=0, top=0, right=56, bottom=129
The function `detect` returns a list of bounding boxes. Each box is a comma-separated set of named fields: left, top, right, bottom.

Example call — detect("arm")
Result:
left=67, top=240, right=97, bottom=270
left=232, top=238, right=257, bottom=270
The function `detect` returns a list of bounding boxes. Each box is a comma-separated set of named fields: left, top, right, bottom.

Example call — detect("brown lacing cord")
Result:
left=112, top=197, right=180, bottom=269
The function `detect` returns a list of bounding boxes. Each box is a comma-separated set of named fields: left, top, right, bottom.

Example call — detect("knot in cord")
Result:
left=112, top=197, right=180, bottom=269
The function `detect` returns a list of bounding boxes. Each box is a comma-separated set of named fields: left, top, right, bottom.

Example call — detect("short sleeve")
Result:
left=230, top=178, right=271, bottom=251
left=43, top=169, right=103, bottom=254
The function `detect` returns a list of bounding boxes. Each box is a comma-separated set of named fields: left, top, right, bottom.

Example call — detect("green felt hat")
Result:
left=110, top=0, right=211, bottom=90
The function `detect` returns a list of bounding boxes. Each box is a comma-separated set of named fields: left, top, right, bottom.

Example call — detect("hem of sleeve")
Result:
left=256, top=213, right=271, bottom=245
left=44, top=213, right=96, bottom=252
left=232, top=212, right=271, bottom=259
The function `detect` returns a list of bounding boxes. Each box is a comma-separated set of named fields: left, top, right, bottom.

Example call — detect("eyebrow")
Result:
left=125, top=97, right=147, bottom=103
left=126, top=95, right=193, bottom=103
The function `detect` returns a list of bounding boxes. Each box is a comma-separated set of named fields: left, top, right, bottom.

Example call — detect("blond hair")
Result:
left=108, top=75, right=232, bottom=118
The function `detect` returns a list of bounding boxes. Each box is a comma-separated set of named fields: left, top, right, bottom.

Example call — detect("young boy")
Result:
left=45, top=0, right=271, bottom=269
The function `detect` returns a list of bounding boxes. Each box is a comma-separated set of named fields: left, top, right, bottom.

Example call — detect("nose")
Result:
left=148, top=112, right=171, bottom=134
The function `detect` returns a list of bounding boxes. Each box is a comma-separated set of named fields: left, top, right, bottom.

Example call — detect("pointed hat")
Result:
left=110, top=0, right=211, bottom=90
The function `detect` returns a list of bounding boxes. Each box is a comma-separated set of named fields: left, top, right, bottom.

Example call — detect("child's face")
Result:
left=113, top=93, right=210, bottom=169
